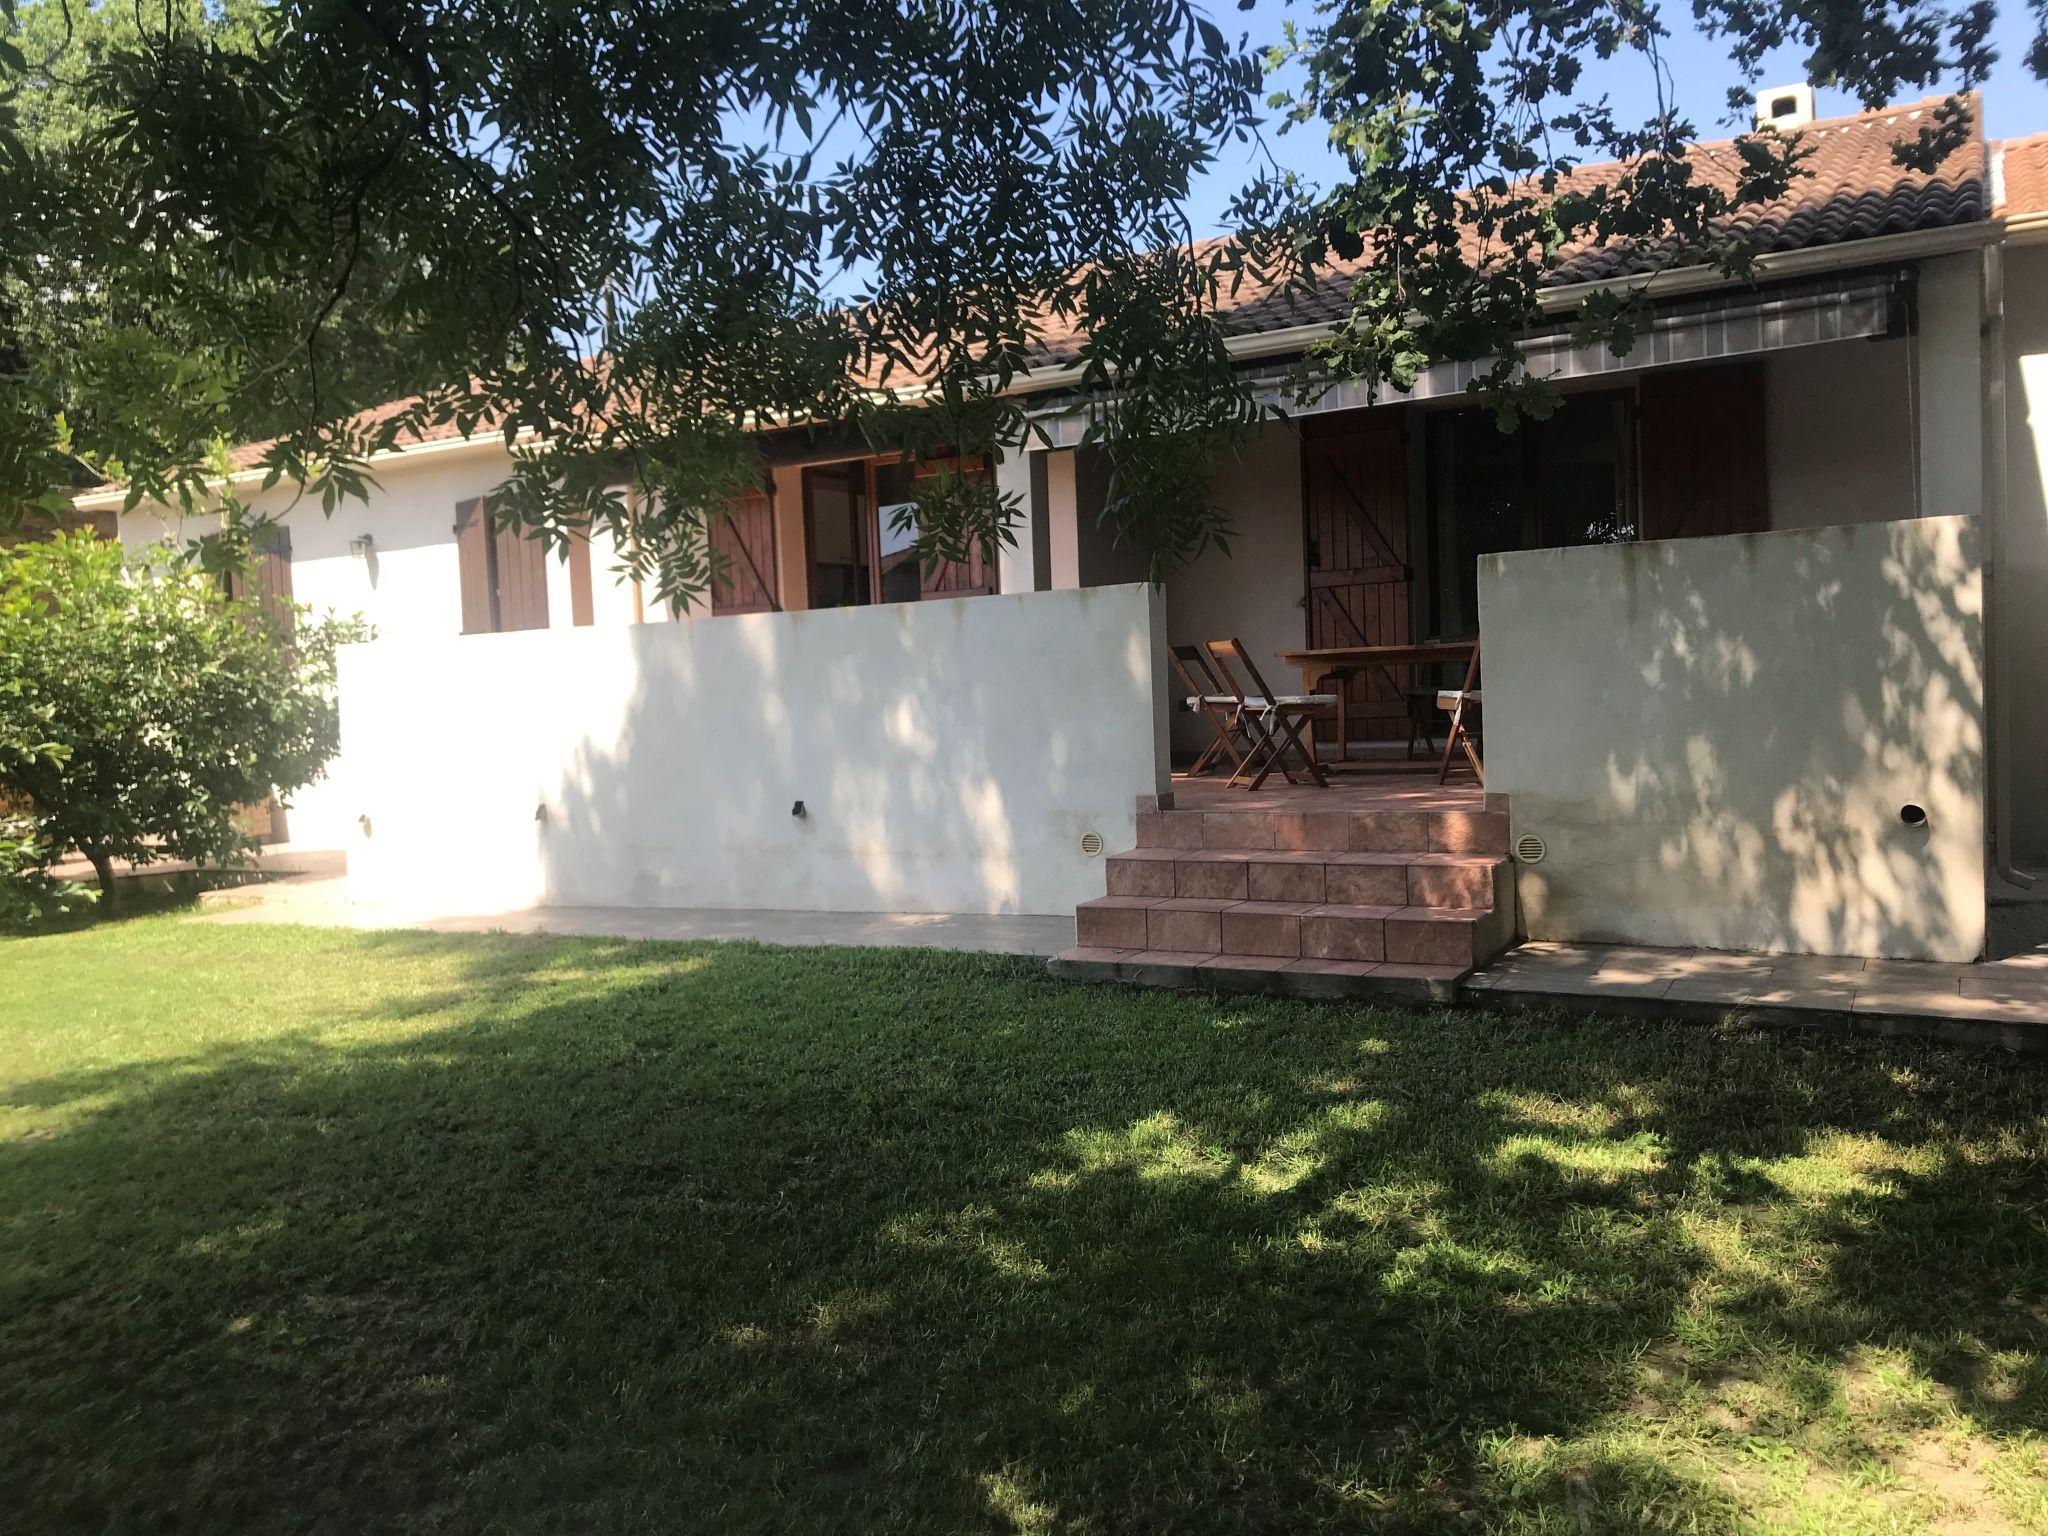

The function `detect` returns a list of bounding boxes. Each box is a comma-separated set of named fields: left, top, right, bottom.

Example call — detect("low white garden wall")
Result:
left=337, top=583, right=1171, bottom=917
left=1479, top=515, right=1985, bottom=962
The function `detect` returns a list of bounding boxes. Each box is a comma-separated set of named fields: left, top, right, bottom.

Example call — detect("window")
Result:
left=873, top=461, right=923, bottom=604
left=802, top=462, right=872, bottom=609
left=1424, top=391, right=1632, bottom=636
left=801, top=455, right=999, bottom=608
left=454, top=498, right=550, bottom=633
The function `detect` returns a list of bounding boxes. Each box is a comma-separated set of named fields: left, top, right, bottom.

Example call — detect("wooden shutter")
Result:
left=710, top=489, right=779, bottom=614
left=454, top=498, right=496, bottom=633
left=489, top=516, right=550, bottom=632
left=224, top=524, right=295, bottom=633
left=914, top=456, right=998, bottom=599
left=1302, top=412, right=1411, bottom=745
left=1638, top=362, right=1769, bottom=540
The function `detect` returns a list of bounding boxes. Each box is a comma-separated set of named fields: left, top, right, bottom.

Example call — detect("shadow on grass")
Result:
left=0, top=879, right=210, bottom=938
left=2, top=929, right=2044, bottom=1533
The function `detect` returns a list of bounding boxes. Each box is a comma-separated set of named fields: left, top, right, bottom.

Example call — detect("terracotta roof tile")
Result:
left=1996, top=132, right=2048, bottom=216
left=221, top=391, right=504, bottom=472
left=1019, top=94, right=1986, bottom=368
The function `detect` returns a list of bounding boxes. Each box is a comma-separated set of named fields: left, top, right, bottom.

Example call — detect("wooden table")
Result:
left=1276, top=640, right=1478, bottom=763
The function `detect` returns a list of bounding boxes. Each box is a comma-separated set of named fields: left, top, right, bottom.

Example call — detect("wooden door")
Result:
left=710, top=488, right=780, bottom=614
left=1638, top=362, right=1769, bottom=540
left=915, top=456, right=998, bottom=598
left=1302, top=412, right=1411, bottom=746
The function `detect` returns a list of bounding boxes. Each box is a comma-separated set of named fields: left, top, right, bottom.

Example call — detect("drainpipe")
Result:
left=1983, top=239, right=2039, bottom=891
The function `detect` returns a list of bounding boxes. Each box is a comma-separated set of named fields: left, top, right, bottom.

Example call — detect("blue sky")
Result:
left=1179, top=0, right=2048, bottom=236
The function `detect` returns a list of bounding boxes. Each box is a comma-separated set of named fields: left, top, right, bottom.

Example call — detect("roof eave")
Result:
left=72, top=425, right=543, bottom=513
left=75, top=217, right=2001, bottom=511
left=1008, top=218, right=1999, bottom=397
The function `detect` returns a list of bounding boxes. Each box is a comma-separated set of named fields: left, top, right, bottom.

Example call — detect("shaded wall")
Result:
left=339, top=584, right=1171, bottom=918
left=1764, top=337, right=1917, bottom=529
left=1480, top=516, right=1985, bottom=961
left=2001, top=243, right=2048, bottom=864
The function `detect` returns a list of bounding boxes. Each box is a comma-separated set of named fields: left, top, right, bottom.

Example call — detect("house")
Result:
left=90, top=91, right=2048, bottom=972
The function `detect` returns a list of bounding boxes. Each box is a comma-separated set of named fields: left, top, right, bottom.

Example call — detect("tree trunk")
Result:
left=85, top=847, right=118, bottom=916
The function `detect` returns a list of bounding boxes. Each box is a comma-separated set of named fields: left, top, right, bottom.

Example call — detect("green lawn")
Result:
left=3, top=920, right=2045, bottom=1534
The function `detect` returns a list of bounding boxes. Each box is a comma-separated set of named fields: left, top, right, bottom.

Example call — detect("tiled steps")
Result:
left=1050, top=802, right=1517, bottom=1000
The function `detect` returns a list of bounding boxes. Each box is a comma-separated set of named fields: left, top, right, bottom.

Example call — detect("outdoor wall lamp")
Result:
left=349, top=533, right=375, bottom=560
left=792, top=800, right=807, bottom=819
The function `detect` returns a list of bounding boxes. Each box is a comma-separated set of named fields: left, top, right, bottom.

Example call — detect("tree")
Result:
left=0, top=0, right=2036, bottom=587
left=0, top=530, right=366, bottom=912
left=0, top=0, right=1285, bottom=595
left=1273, top=0, right=2004, bottom=426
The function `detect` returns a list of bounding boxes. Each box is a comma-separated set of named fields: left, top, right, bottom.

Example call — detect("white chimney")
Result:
left=1754, top=84, right=1817, bottom=132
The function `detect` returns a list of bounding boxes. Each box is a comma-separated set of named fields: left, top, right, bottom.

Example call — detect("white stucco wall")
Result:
left=1765, top=338, right=1917, bottom=529
left=117, top=442, right=519, bottom=643
left=338, top=583, right=1171, bottom=918
left=1160, top=422, right=1306, bottom=754
left=113, top=441, right=656, bottom=847
left=1480, top=515, right=1985, bottom=962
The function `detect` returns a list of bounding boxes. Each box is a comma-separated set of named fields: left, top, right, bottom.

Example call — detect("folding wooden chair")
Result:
left=1169, top=643, right=1252, bottom=777
left=1436, top=641, right=1483, bottom=785
left=1205, top=639, right=1334, bottom=791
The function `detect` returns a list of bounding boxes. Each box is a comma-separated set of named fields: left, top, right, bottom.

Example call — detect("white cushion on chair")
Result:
left=1184, top=694, right=1241, bottom=709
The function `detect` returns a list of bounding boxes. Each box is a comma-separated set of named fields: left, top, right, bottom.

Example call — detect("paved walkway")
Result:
left=197, top=866, right=2048, bottom=1050
left=197, top=877, right=1077, bottom=956
left=1465, top=911, right=2048, bottom=1053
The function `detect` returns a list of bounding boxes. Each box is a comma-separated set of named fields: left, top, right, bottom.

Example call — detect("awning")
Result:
left=1030, top=270, right=1906, bottom=446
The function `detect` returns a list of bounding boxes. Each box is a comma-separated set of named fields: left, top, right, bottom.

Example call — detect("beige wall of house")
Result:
left=1045, top=448, right=1081, bottom=590
left=1999, top=242, right=2048, bottom=865
left=1764, top=337, right=1917, bottom=529
left=1159, top=423, right=1306, bottom=754
left=1480, top=515, right=1986, bottom=962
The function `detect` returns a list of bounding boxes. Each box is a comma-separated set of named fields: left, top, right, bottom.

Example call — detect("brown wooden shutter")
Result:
left=1302, top=411, right=1412, bottom=745
left=223, top=525, right=295, bottom=634
left=454, top=498, right=495, bottom=633
left=490, top=517, right=551, bottom=632
left=914, top=456, right=998, bottom=599
left=567, top=522, right=595, bottom=626
left=1638, top=362, right=1769, bottom=540
left=710, top=489, right=780, bottom=614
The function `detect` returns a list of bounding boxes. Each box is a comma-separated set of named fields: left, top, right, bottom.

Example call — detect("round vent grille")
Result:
left=1079, top=831, right=1105, bottom=857
left=1515, top=833, right=1548, bottom=865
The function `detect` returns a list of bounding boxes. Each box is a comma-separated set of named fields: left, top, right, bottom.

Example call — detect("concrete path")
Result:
left=196, top=865, right=2048, bottom=1050
left=195, top=876, right=1076, bottom=956
left=1465, top=921, right=2048, bottom=1054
